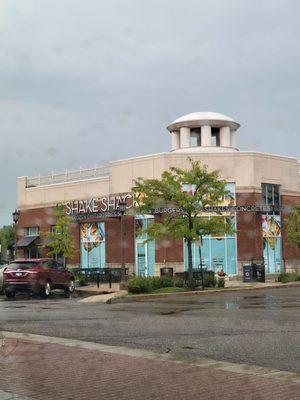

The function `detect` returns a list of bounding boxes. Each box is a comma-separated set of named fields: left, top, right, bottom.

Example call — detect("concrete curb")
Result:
left=110, top=281, right=300, bottom=304
left=1, top=331, right=299, bottom=385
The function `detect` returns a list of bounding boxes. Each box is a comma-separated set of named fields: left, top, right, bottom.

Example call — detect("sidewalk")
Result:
left=76, top=283, right=127, bottom=303
left=0, top=332, right=299, bottom=400
left=76, top=282, right=121, bottom=294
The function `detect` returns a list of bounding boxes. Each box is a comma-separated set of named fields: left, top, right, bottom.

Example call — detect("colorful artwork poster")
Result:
left=262, top=215, right=282, bottom=273
left=135, top=218, right=146, bottom=240
left=80, top=222, right=105, bottom=269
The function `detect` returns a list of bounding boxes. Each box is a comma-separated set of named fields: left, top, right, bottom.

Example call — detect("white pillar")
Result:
left=230, top=130, right=237, bottom=148
left=180, top=127, right=190, bottom=148
left=220, top=126, right=231, bottom=147
left=171, top=131, right=180, bottom=150
left=201, top=125, right=211, bottom=146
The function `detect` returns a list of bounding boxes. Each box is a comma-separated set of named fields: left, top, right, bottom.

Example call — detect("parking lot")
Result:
left=1, top=286, right=300, bottom=373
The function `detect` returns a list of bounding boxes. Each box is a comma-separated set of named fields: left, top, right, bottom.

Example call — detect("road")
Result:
left=0, top=286, right=299, bottom=373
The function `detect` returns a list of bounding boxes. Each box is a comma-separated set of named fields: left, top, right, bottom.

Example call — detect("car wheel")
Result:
left=64, top=279, right=75, bottom=296
left=5, top=290, right=15, bottom=299
left=42, top=281, right=52, bottom=298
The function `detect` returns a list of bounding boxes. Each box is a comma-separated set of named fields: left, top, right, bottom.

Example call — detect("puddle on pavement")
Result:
left=224, top=294, right=299, bottom=310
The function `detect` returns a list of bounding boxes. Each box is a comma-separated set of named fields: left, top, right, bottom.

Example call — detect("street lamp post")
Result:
left=12, top=209, right=20, bottom=260
left=118, top=199, right=127, bottom=284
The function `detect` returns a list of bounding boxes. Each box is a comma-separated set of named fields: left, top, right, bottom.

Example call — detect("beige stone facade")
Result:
left=16, top=112, right=300, bottom=275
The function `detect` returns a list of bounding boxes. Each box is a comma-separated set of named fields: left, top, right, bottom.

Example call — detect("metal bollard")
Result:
left=96, top=273, right=100, bottom=288
left=109, top=270, right=112, bottom=289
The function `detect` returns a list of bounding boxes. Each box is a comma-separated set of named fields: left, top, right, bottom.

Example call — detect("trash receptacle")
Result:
left=243, top=264, right=252, bottom=282
left=253, top=263, right=265, bottom=283
left=160, top=267, right=174, bottom=277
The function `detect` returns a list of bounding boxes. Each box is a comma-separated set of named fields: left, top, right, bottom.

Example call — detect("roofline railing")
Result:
left=26, top=165, right=109, bottom=188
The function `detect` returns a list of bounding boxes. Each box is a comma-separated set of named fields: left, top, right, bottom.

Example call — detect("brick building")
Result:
left=16, top=112, right=300, bottom=276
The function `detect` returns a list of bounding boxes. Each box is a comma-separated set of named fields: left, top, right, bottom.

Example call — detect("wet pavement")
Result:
left=0, top=286, right=299, bottom=372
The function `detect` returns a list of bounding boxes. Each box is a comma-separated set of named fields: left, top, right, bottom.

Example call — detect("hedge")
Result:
left=278, top=272, right=300, bottom=283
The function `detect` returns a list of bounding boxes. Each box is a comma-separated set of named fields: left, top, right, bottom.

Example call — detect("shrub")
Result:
left=217, top=277, right=225, bottom=288
left=75, top=275, right=88, bottom=287
left=203, top=273, right=217, bottom=288
left=127, top=275, right=177, bottom=294
left=187, top=278, right=199, bottom=290
left=173, top=277, right=185, bottom=288
left=278, top=272, right=300, bottom=283
left=150, top=276, right=173, bottom=290
left=127, top=276, right=152, bottom=294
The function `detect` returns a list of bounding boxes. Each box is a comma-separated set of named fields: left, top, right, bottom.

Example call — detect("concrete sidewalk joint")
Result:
left=1, top=330, right=299, bottom=385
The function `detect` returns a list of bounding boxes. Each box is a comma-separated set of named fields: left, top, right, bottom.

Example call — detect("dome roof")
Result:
left=173, top=111, right=236, bottom=124
left=167, top=111, right=240, bottom=132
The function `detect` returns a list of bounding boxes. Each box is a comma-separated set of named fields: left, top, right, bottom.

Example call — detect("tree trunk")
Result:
left=186, top=239, right=193, bottom=289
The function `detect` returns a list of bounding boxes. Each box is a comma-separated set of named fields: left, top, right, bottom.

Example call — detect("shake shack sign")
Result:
left=65, top=193, right=134, bottom=217
left=64, top=192, right=283, bottom=219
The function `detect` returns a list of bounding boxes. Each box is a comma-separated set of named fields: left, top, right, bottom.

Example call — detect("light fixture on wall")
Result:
left=12, top=209, right=20, bottom=260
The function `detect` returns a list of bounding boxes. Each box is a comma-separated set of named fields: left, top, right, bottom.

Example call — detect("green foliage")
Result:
left=43, top=205, right=76, bottom=266
left=217, top=277, right=225, bottom=288
left=285, top=206, right=300, bottom=248
left=173, top=276, right=185, bottom=288
left=126, top=272, right=228, bottom=294
left=278, top=272, right=300, bottom=283
left=132, top=158, right=233, bottom=287
left=0, top=225, right=15, bottom=260
left=202, top=273, right=217, bottom=288
left=74, top=274, right=88, bottom=287
left=127, top=276, right=153, bottom=294
left=127, top=275, right=179, bottom=294
left=150, top=275, right=173, bottom=290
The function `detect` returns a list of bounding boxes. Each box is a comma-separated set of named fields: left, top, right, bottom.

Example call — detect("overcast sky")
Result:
left=0, top=0, right=300, bottom=225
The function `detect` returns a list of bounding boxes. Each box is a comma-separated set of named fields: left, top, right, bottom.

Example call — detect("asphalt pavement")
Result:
left=0, top=286, right=299, bottom=373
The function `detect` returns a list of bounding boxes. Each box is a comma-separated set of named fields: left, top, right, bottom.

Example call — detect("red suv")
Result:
left=3, top=258, right=75, bottom=298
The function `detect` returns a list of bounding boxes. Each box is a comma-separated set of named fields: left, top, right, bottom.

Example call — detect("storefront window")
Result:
left=184, top=235, right=237, bottom=275
left=80, top=222, right=105, bottom=269
left=184, top=183, right=237, bottom=275
left=261, top=183, right=280, bottom=207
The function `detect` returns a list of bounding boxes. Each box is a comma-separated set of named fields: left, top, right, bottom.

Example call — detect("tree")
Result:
left=132, top=158, right=234, bottom=288
left=285, top=205, right=300, bottom=248
left=0, top=225, right=15, bottom=261
left=43, top=205, right=76, bottom=267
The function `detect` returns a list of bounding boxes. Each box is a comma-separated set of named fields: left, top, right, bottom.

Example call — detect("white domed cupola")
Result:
left=167, top=112, right=240, bottom=153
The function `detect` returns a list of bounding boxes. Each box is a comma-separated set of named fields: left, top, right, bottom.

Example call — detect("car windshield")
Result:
left=8, top=262, right=37, bottom=270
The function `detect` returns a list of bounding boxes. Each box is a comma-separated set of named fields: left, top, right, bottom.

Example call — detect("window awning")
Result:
left=17, top=236, right=39, bottom=248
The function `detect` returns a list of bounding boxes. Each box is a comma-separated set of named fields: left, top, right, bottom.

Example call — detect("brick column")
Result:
left=236, top=193, right=264, bottom=275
